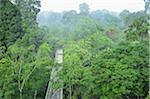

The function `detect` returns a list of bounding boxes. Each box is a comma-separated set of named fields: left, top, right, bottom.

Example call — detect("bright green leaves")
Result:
left=36, top=43, right=51, bottom=64
left=92, top=41, right=148, bottom=98
left=87, top=32, right=113, bottom=51
left=60, top=42, right=93, bottom=98
left=26, top=43, right=52, bottom=96
left=62, top=42, right=91, bottom=84
left=0, top=58, right=16, bottom=98
left=58, top=32, right=113, bottom=98
left=6, top=26, right=52, bottom=98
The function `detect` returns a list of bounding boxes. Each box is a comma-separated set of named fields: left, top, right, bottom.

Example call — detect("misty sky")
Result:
left=40, top=0, right=145, bottom=12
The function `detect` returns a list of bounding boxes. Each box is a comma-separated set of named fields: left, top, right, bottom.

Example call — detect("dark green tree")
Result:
left=0, top=0, right=22, bottom=53
left=124, top=16, right=149, bottom=42
left=92, top=41, right=148, bottom=98
left=12, top=0, right=41, bottom=30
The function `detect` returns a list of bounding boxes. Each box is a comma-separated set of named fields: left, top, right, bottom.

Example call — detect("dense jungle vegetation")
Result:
left=0, top=0, right=149, bottom=99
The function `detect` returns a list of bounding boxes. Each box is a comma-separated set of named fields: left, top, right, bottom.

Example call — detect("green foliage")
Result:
left=92, top=41, right=148, bottom=98
left=119, top=10, right=147, bottom=27
left=0, top=58, right=16, bottom=99
left=124, top=16, right=149, bottom=42
left=15, top=0, right=41, bottom=30
left=62, top=42, right=91, bottom=84
left=146, top=91, right=150, bottom=99
left=73, top=16, right=102, bottom=40
left=25, top=43, right=52, bottom=98
left=0, top=0, right=22, bottom=51
left=0, top=0, right=149, bottom=98
left=60, top=42, right=93, bottom=98
left=87, top=32, right=113, bottom=50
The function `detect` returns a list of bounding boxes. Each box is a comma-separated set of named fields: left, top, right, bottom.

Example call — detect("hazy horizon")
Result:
left=40, top=0, right=145, bottom=13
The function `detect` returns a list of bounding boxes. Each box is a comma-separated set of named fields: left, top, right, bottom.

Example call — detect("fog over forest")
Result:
left=0, top=0, right=149, bottom=99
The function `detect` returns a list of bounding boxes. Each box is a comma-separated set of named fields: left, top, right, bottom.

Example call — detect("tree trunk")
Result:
left=20, top=90, right=22, bottom=99
left=34, top=90, right=37, bottom=99
left=69, top=85, right=72, bottom=99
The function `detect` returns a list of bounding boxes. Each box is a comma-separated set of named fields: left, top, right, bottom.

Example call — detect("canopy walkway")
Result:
left=45, top=48, right=63, bottom=99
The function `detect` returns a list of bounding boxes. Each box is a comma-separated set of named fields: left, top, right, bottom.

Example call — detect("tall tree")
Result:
left=62, top=10, right=78, bottom=25
left=79, top=3, right=90, bottom=15
left=124, top=16, right=149, bottom=42
left=12, top=0, right=41, bottom=30
left=144, top=0, right=150, bottom=13
left=0, top=0, right=22, bottom=53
